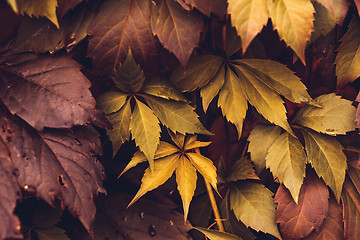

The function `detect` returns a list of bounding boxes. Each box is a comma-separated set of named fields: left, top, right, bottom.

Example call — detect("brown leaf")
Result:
left=355, top=91, right=360, bottom=129
left=274, top=170, right=329, bottom=240
left=175, top=0, right=227, bottom=18
left=57, top=0, right=85, bottom=18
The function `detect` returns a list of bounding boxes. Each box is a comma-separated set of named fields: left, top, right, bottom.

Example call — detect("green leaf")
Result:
left=266, top=132, right=306, bottom=203
left=176, top=155, right=197, bottom=221
left=226, top=158, right=259, bottom=182
left=113, top=49, right=145, bottom=93
left=268, top=0, right=314, bottom=64
left=233, top=59, right=318, bottom=106
left=186, top=152, right=218, bottom=192
left=130, top=98, right=161, bottom=171
left=248, top=124, right=282, bottom=174
left=97, top=91, right=128, bottom=114
left=128, top=154, right=179, bottom=207
left=228, top=0, right=269, bottom=53
left=141, top=77, right=188, bottom=102
left=335, top=16, right=360, bottom=88
left=302, top=129, right=347, bottom=202
left=218, top=66, right=248, bottom=139
left=107, top=99, right=132, bottom=156
left=194, top=227, right=243, bottom=240
left=233, top=64, right=294, bottom=136
left=294, top=93, right=356, bottom=136
left=170, top=55, right=223, bottom=92
left=201, top=64, right=226, bottom=112
left=144, top=95, right=211, bottom=135
left=230, top=182, right=281, bottom=239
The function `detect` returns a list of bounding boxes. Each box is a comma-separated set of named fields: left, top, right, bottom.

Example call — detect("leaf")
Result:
left=184, top=138, right=211, bottom=151
left=355, top=0, right=360, bottom=15
left=342, top=175, right=360, bottom=239
left=229, top=182, right=281, bottom=239
left=142, top=77, right=188, bottom=102
left=128, top=154, right=179, bottom=207
left=144, top=95, right=211, bottom=135
left=151, top=0, right=204, bottom=67
left=112, top=49, right=145, bottom=93
left=266, top=132, right=306, bottom=203
left=268, top=0, right=315, bottom=64
left=97, top=91, right=128, bottom=114
left=14, top=1, right=97, bottom=54
left=248, top=124, right=282, bottom=174
left=218, top=66, right=248, bottom=139
left=310, top=2, right=336, bottom=42
left=194, top=227, right=243, bottom=240
left=226, top=157, right=259, bottom=182
left=304, top=197, right=343, bottom=240
left=315, top=0, right=334, bottom=16
left=171, top=55, right=223, bottom=92
left=335, top=16, right=360, bottom=88
left=175, top=0, right=227, bottom=18
left=356, top=92, right=360, bottom=129
left=186, top=152, right=218, bottom=191
left=176, top=155, right=197, bottom=220
left=8, top=0, right=59, bottom=28
left=294, top=93, right=356, bottom=136
left=233, top=63, right=294, bottom=136
left=0, top=53, right=108, bottom=130
left=129, top=98, right=161, bottom=171
left=168, top=130, right=186, bottom=149
left=228, top=0, right=269, bottom=53
left=302, top=128, right=347, bottom=202
left=274, top=171, right=329, bottom=240
left=225, top=26, right=242, bottom=57
left=106, top=99, right=132, bottom=156
left=88, top=0, right=158, bottom=76
left=57, top=0, right=84, bottom=18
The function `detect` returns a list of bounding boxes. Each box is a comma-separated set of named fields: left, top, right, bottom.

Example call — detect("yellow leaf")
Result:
left=168, top=130, right=186, bottom=149
left=228, top=0, right=269, bottom=53
left=269, top=0, right=314, bottom=64
left=118, top=151, right=148, bottom=177
left=130, top=98, right=161, bottom=171
left=176, top=155, right=197, bottom=221
left=266, top=132, right=306, bottom=203
left=97, top=91, right=128, bottom=114
left=194, top=227, right=243, bottom=240
left=302, top=129, right=347, bottom=202
left=226, top=157, right=259, bottom=182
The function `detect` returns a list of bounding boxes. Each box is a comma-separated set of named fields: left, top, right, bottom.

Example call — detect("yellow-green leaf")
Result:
left=130, top=98, right=161, bottom=171
left=8, top=0, right=59, bottom=28
left=128, top=154, right=179, bottom=207
left=107, top=99, right=132, bottom=156
left=113, top=49, right=145, bottom=93
left=248, top=124, right=282, bottom=174
left=144, top=95, right=211, bottom=135
left=142, top=77, right=188, bottom=102
left=266, top=132, right=306, bottom=203
left=269, top=0, right=314, bottom=64
left=170, top=55, right=223, bottom=92
left=226, top=157, right=259, bottom=182
left=218, top=66, right=248, bottom=139
left=97, top=91, right=128, bottom=114
left=228, top=0, right=269, bottom=53
left=176, top=155, right=197, bottom=221
left=233, top=64, right=294, bottom=136
left=230, top=182, right=281, bottom=239
left=294, top=94, right=356, bottom=136
left=310, top=1, right=336, bottom=42
left=186, top=152, right=218, bottom=192
left=201, top=64, right=226, bottom=112
left=194, top=227, right=243, bottom=240
left=302, top=128, right=347, bottom=202
left=335, top=16, right=360, bottom=88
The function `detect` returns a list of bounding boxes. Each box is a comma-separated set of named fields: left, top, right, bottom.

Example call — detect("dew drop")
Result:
left=123, top=216, right=127, bottom=222
left=74, top=138, right=82, bottom=146
left=299, top=97, right=309, bottom=103
left=169, top=190, right=175, bottom=195
left=23, top=185, right=36, bottom=195
left=148, top=225, right=156, bottom=237
left=139, top=211, right=145, bottom=220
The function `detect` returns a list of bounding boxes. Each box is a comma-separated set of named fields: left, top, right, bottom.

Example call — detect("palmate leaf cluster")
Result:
left=2, top=0, right=360, bottom=240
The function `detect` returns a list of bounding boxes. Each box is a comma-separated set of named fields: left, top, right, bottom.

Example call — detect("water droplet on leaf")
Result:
left=148, top=225, right=156, bottom=237
left=139, top=211, right=144, bottom=219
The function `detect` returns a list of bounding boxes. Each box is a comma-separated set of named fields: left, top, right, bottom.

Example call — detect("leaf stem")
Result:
left=204, top=177, right=225, bottom=232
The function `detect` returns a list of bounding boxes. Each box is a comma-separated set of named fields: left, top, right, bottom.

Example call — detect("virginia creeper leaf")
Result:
left=229, top=182, right=281, bottom=239
left=355, top=0, right=360, bottom=15
left=142, top=77, right=188, bottom=102
left=88, top=0, right=158, bottom=76
left=96, top=91, right=128, bottom=114
left=311, top=2, right=336, bottom=42
left=294, top=93, right=356, bottom=136
left=315, top=0, right=334, bottom=16
left=335, top=16, right=360, bottom=88
left=184, top=138, right=211, bottom=151
left=225, top=26, right=242, bottom=57
left=226, top=157, right=259, bottom=182
left=129, top=98, right=161, bottom=171
left=302, top=129, right=347, bottom=202
left=171, top=55, right=223, bottom=92
left=356, top=92, right=360, bottom=129
left=0, top=53, right=108, bottom=130
left=218, top=66, right=248, bottom=139
left=175, top=0, right=227, bottom=17
left=274, top=172, right=329, bottom=240
left=268, top=0, right=315, bottom=64
left=248, top=124, right=281, bottom=174
left=228, top=0, right=269, bottom=53
left=175, top=155, right=197, bottom=221
left=168, top=130, right=186, bottom=149
left=151, top=0, right=204, bottom=67
left=57, top=0, right=84, bottom=18
left=194, top=227, right=243, bottom=240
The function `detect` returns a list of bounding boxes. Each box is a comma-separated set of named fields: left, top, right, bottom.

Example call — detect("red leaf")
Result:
left=274, top=170, right=329, bottom=240
left=0, top=53, right=109, bottom=130
left=87, top=0, right=159, bottom=76
left=0, top=103, right=106, bottom=233
left=175, top=0, right=227, bottom=18
left=151, top=0, right=204, bottom=68
left=355, top=91, right=360, bottom=129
